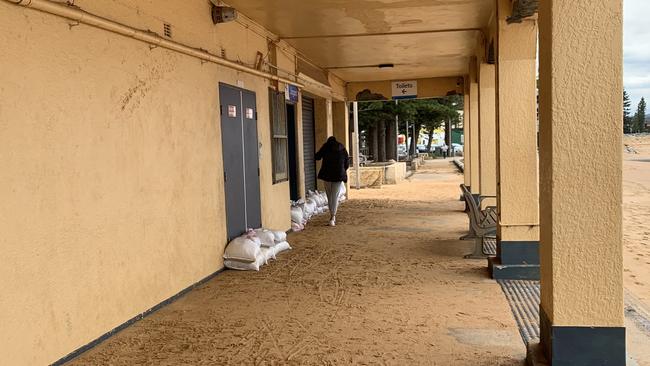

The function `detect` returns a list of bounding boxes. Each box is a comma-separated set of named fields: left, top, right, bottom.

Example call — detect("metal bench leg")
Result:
left=464, top=237, right=488, bottom=259
left=460, top=225, right=477, bottom=240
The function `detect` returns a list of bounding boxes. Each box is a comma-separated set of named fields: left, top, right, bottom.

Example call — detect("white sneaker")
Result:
left=329, top=218, right=336, bottom=227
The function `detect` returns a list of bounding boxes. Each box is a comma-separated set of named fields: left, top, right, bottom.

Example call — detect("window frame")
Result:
left=269, top=88, right=289, bottom=184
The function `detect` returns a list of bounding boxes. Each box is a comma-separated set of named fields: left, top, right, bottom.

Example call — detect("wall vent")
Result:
left=163, top=23, right=172, bottom=38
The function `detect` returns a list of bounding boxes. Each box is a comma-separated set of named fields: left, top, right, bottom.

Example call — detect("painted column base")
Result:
left=532, top=308, right=626, bottom=366
left=489, top=241, right=540, bottom=280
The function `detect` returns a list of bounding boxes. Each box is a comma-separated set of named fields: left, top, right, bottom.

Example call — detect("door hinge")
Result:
left=258, top=167, right=260, bottom=176
left=224, top=171, right=227, bottom=182
left=220, top=105, right=223, bottom=116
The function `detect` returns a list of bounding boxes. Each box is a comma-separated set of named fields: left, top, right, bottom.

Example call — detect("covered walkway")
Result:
left=68, top=160, right=525, bottom=365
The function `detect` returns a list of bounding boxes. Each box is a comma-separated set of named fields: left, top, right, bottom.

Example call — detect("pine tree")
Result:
left=633, top=97, right=647, bottom=133
left=623, top=90, right=632, bottom=133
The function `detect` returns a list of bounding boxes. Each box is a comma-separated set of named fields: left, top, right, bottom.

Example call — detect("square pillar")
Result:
left=333, top=101, right=350, bottom=193
left=478, top=63, right=497, bottom=208
left=469, top=59, right=481, bottom=197
left=489, top=0, right=540, bottom=280
left=536, top=0, right=625, bottom=365
left=463, top=78, right=471, bottom=188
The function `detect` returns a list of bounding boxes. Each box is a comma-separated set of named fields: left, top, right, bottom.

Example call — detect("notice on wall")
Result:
left=285, top=84, right=299, bottom=103
left=392, top=80, right=418, bottom=100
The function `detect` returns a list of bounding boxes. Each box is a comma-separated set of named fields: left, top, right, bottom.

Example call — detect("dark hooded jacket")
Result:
left=315, top=137, right=349, bottom=183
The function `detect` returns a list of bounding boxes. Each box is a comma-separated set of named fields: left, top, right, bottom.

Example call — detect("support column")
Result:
left=489, top=0, right=540, bottom=280
left=333, top=101, right=350, bottom=192
left=478, top=63, right=497, bottom=208
left=534, top=0, right=625, bottom=364
left=469, top=59, right=481, bottom=198
left=332, top=102, right=349, bottom=152
left=463, top=78, right=471, bottom=188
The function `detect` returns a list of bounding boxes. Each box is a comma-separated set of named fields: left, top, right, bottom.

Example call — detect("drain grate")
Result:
left=498, top=280, right=540, bottom=345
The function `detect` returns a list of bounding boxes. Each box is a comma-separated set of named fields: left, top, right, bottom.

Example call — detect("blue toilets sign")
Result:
left=392, top=80, right=418, bottom=100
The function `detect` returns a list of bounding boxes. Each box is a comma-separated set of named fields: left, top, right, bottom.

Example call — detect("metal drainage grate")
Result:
left=498, top=280, right=541, bottom=346
left=483, top=237, right=497, bottom=256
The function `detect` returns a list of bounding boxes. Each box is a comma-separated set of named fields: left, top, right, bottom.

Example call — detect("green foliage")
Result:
left=623, top=90, right=632, bottom=134
left=633, top=97, right=647, bottom=133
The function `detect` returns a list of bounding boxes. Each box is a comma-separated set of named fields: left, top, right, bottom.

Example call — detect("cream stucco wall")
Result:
left=0, top=1, right=302, bottom=364
left=538, top=0, right=624, bottom=327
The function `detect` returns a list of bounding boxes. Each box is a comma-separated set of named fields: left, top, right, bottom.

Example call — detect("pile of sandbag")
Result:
left=290, top=187, right=347, bottom=231
left=223, top=228, right=291, bottom=271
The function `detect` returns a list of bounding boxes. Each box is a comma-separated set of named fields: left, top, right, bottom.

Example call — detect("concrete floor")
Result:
left=68, top=160, right=526, bottom=365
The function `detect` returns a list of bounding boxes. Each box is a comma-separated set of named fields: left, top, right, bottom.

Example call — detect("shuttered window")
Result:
left=269, top=88, right=288, bottom=183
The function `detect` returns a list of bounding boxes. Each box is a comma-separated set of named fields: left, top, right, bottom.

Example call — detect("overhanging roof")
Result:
left=224, top=0, right=494, bottom=82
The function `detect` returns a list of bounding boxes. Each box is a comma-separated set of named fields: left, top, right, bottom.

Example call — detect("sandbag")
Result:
left=291, top=222, right=304, bottom=232
left=225, top=252, right=266, bottom=271
left=273, top=241, right=292, bottom=256
left=271, top=230, right=287, bottom=243
left=223, top=236, right=261, bottom=262
left=290, top=206, right=304, bottom=223
left=254, top=229, right=276, bottom=247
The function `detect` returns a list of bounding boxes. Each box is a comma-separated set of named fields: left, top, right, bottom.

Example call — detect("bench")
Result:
left=460, top=184, right=497, bottom=259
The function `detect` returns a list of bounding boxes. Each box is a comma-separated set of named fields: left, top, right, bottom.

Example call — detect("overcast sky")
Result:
left=625, top=0, right=650, bottom=110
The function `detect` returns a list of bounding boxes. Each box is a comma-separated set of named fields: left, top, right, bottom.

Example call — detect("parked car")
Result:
left=417, top=144, right=428, bottom=153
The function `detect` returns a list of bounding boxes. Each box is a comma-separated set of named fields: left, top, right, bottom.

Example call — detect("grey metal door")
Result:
left=242, top=90, right=261, bottom=230
left=302, top=96, right=317, bottom=192
left=219, top=83, right=261, bottom=240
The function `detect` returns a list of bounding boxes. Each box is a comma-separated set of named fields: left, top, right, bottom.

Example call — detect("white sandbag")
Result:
left=271, top=230, right=287, bottom=243
left=254, top=229, right=276, bottom=248
left=273, top=241, right=292, bottom=256
left=223, top=236, right=261, bottom=262
left=225, top=252, right=266, bottom=271
left=291, top=222, right=304, bottom=232
left=262, top=247, right=276, bottom=262
left=290, top=206, right=304, bottom=224
left=304, top=201, right=316, bottom=218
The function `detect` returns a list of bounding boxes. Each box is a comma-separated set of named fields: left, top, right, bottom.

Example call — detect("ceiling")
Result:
left=224, top=0, right=494, bottom=82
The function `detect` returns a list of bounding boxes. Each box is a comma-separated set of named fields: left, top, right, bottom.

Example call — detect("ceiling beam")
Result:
left=280, top=28, right=483, bottom=40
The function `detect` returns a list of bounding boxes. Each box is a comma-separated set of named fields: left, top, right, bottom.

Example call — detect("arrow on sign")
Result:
left=402, top=89, right=408, bottom=94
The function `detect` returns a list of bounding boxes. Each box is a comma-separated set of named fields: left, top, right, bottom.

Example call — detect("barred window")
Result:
left=269, top=88, right=288, bottom=183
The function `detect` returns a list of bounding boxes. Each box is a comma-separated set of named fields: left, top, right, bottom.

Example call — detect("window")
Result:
left=269, top=88, right=288, bottom=183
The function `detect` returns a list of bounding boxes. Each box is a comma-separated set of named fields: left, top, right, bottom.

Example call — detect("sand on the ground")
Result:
left=69, top=160, right=525, bottom=366
left=624, top=134, right=650, bottom=310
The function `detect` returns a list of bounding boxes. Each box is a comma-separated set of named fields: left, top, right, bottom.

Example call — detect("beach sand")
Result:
left=624, top=134, right=650, bottom=310
left=69, top=160, right=525, bottom=365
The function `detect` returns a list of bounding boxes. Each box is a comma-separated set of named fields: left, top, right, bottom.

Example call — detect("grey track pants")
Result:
left=324, top=181, right=344, bottom=216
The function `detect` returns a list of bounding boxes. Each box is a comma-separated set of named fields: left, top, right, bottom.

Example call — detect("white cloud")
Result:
left=624, top=0, right=650, bottom=109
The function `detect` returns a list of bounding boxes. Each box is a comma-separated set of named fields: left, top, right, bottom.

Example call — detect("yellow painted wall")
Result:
left=0, top=1, right=303, bottom=364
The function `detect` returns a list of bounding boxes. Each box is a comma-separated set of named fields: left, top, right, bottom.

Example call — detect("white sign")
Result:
left=392, top=80, right=418, bottom=100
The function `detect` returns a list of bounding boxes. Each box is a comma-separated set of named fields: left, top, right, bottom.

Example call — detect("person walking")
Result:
left=315, top=136, right=349, bottom=226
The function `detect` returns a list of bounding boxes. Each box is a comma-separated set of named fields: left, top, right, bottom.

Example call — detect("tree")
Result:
left=633, top=97, right=647, bottom=133
left=623, top=90, right=632, bottom=133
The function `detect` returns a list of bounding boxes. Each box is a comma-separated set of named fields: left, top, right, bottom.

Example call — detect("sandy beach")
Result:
left=623, top=134, right=650, bottom=310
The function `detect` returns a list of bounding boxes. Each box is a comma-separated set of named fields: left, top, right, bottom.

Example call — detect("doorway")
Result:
left=302, top=96, right=317, bottom=193
left=286, top=104, right=300, bottom=201
left=219, top=83, right=262, bottom=240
